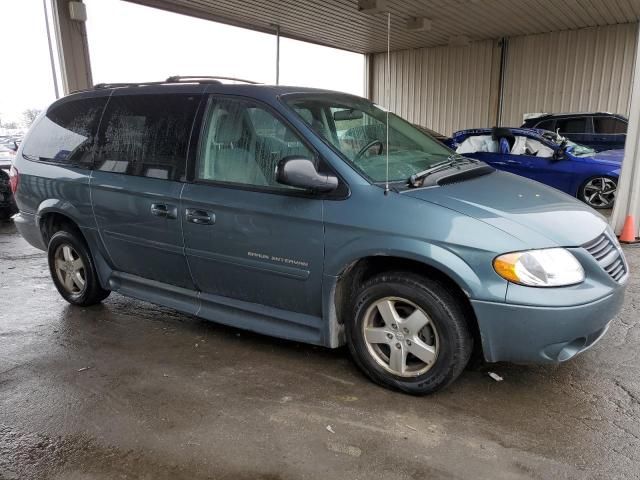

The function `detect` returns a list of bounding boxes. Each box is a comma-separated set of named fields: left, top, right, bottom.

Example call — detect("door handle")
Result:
left=151, top=203, right=177, bottom=219
left=186, top=208, right=215, bottom=225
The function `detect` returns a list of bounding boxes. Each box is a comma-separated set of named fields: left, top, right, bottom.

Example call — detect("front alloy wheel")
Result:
left=363, top=297, right=439, bottom=377
left=347, top=272, right=473, bottom=395
left=580, top=176, right=617, bottom=209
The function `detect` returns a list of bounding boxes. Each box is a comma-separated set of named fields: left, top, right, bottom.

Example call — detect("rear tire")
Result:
left=47, top=230, right=110, bottom=306
left=346, top=272, right=473, bottom=395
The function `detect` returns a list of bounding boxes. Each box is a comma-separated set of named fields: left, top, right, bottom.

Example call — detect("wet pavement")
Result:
left=1, top=220, right=639, bottom=480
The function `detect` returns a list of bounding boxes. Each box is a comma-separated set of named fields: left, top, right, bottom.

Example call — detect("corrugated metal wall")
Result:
left=370, top=40, right=501, bottom=135
left=502, top=23, right=638, bottom=126
left=370, top=23, right=637, bottom=135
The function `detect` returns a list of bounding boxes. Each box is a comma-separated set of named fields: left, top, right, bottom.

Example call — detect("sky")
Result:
left=0, top=0, right=364, bottom=127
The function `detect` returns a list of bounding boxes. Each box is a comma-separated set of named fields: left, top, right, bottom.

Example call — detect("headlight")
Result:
left=493, top=248, right=584, bottom=287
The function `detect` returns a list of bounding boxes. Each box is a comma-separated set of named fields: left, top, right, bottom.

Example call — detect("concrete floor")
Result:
left=1, top=221, right=639, bottom=480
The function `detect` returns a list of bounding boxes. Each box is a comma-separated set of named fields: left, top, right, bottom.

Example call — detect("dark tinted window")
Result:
left=94, top=94, right=199, bottom=181
left=22, top=96, right=106, bottom=167
left=556, top=117, right=587, bottom=134
left=535, top=119, right=555, bottom=131
left=593, top=116, right=627, bottom=134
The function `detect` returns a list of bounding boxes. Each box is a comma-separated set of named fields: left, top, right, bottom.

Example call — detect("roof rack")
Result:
left=166, top=75, right=260, bottom=84
left=93, top=81, right=174, bottom=89
left=93, top=76, right=260, bottom=90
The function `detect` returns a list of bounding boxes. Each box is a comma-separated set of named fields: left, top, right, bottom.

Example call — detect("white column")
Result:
left=52, top=0, right=93, bottom=94
left=611, top=24, right=640, bottom=238
left=363, top=53, right=373, bottom=100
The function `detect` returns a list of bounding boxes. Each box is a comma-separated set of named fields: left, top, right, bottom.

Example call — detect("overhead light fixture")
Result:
left=68, top=1, right=87, bottom=22
left=406, top=17, right=432, bottom=32
left=358, top=0, right=389, bottom=14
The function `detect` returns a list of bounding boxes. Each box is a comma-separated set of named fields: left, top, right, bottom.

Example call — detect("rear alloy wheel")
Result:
left=53, top=244, right=87, bottom=296
left=48, top=230, right=110, bottom=306
left=580, top=176, right=617, bottom=209
left=347, top=272, right=473, bottom=395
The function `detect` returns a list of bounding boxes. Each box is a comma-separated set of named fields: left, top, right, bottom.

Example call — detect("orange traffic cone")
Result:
left=619, top=215, right=639, bottom=243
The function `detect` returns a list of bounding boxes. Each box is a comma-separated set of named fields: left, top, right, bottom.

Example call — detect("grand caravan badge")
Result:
left=247, top=251, right=309, bottom=268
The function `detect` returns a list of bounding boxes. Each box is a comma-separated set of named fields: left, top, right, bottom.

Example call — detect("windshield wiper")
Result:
left=408, top=154, right=471, bottom=187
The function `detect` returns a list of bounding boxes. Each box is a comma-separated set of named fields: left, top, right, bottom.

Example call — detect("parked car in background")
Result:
left=11, top=79, right=627, bottom=394
left=412, top=124, right=454, bottom=148
left=521, top=112, right=627, bottom=152
left=452, top=127, right=622, bottom=209
left=0, top=142, right=18, bottom=220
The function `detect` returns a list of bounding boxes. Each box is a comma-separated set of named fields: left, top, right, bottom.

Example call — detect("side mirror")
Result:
left=276, top=156, right=338, bottom=193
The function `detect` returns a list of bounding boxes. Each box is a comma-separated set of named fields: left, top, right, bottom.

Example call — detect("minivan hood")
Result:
left=590, top=149, right=624, bottom=165
left=403, top=170, right=607, bottom=247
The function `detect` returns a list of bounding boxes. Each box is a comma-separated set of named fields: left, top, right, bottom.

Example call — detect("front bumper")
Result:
left=471, top=284, right=626, bottom=363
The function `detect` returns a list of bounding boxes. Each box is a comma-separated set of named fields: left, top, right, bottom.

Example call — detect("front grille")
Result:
left=583, top=232, right=628, bottom=282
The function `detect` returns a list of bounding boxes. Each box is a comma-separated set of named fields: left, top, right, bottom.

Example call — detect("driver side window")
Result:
left=198, top=98, right=313, bottom=189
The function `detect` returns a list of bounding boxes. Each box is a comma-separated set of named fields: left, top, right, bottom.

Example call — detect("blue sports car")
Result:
left=451, top=127, right=623, bottom=209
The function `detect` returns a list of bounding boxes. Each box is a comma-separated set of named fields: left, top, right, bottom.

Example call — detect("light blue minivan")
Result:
left=10, top=78, right=628, bottom=394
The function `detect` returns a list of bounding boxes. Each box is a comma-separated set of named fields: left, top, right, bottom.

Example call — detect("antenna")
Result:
left=384, top=11, right=391, bottom=195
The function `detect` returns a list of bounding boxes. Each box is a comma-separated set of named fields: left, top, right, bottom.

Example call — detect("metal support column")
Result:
left=275, top=25, right=280, bottom=85
left=52, top=0, right=93, bottom=94
left=611, top=25, right=640, bottom=239
left=43, top=0, right=60, bottom=99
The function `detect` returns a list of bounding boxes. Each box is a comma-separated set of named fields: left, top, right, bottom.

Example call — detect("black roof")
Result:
left=523, top=112, right=628, bottom=124
left=50, top=77, right=360, bottom=113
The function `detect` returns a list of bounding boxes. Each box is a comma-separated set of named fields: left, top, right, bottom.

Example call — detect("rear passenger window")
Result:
left=94, top=94, right=199, bottom=181
left=556, top=118, right=587, bottom=134
left=593, top=117, right=627, bottom=134
left=198, top=98, right=313, bottom=188
left=22, top=96, right=106, bottom=167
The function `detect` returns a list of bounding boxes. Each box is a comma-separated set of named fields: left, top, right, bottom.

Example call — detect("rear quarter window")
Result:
left=22, top=96, right=107, bottom=167
left=593, top=117, right=627, bottom=134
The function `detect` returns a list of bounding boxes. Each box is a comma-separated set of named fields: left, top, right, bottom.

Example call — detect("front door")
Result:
left=508, top=154, right=576, bottom=192
left=181, top=96, right=325, bottom=317
left=91, top=91, right=201, bottom=289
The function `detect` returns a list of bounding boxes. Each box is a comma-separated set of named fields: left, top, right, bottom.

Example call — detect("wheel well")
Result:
left=39, top=212, right=84, bottom=246
left=334, top=256, right=482, bottom=355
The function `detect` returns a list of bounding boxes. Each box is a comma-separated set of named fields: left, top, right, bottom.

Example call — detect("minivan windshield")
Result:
left=283, top=94, right=453, bottom=183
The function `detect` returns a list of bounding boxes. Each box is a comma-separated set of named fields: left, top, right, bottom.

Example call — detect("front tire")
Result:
left=48, top=230, right=110, bottom=306
left=579, top=176, right=617, bottom=209
left=346, top=272, right=473, bottom=395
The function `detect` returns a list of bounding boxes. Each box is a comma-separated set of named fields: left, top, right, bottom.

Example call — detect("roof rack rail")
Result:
left=166, top=75, right=260, bottom=84
left=92, top=81, right=168, bottom=89
left=92, top=76, right=260, bottom=90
